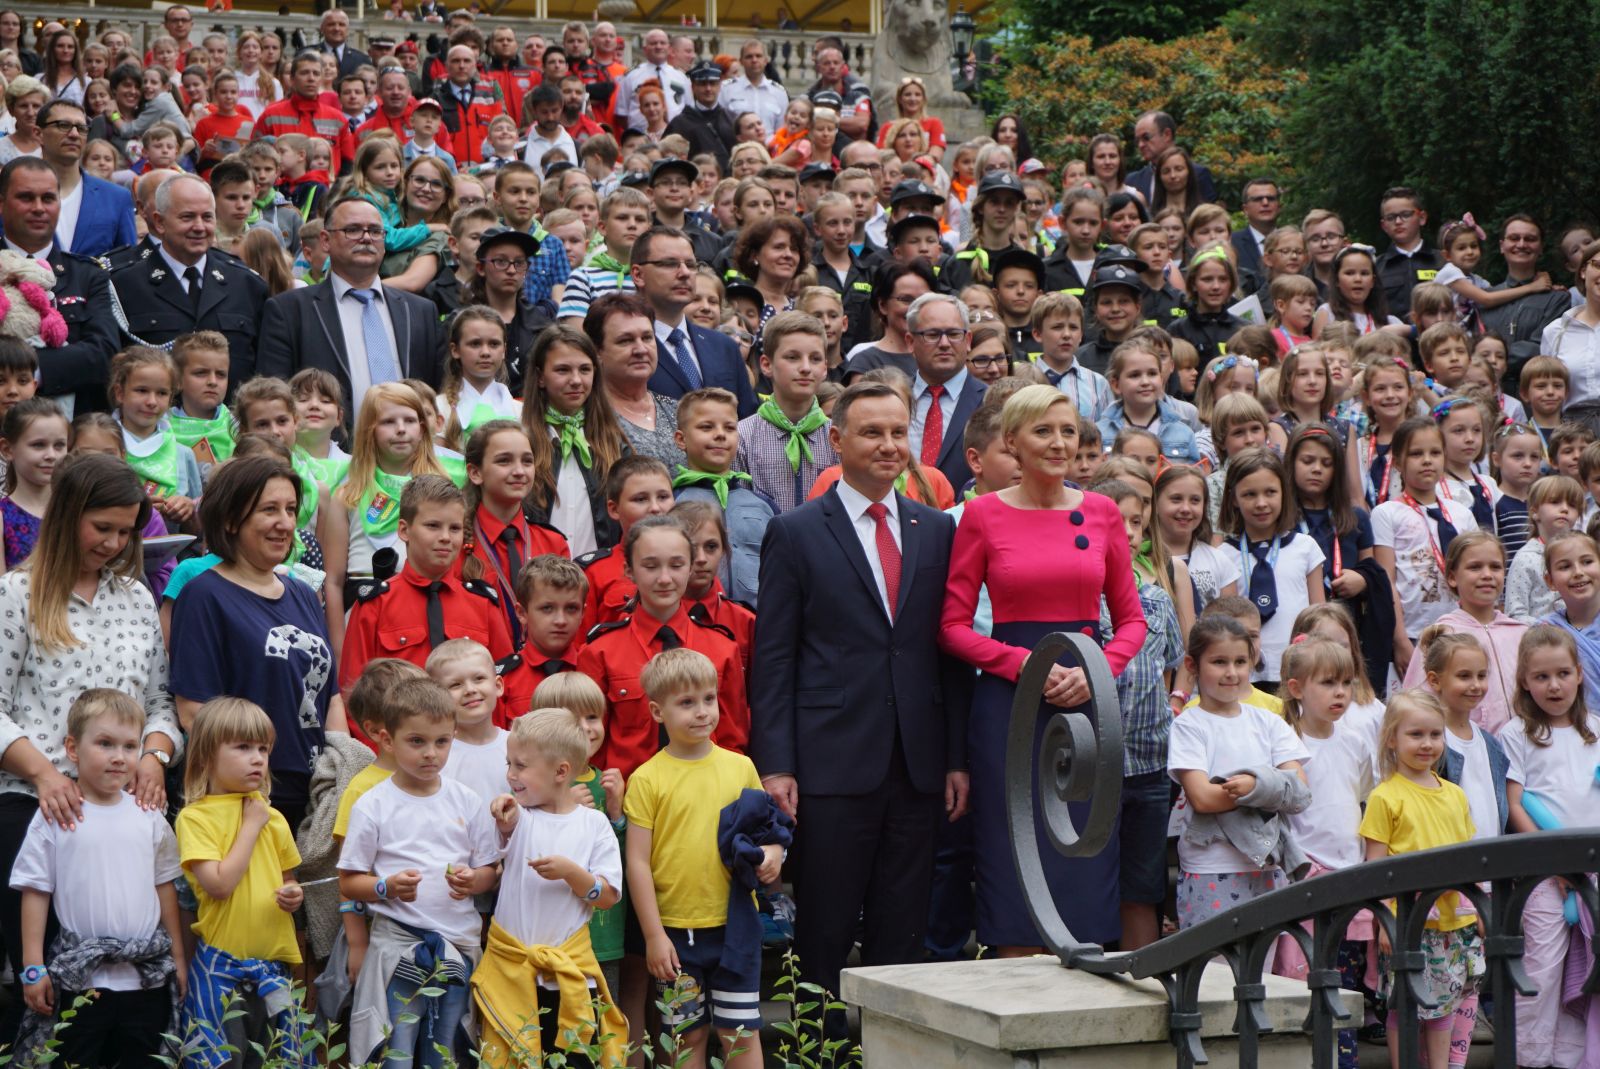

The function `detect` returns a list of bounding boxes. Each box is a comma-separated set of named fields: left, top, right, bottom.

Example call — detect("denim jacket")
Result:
left=1439, top=727, right=1510, bottom=834
left=1097, top=397, right=1202, bottom=464
left=675, top=483, right=776, bottom=607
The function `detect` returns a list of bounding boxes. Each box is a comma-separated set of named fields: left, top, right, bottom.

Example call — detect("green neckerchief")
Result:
left=672, top=466, right=752, bottom=509
left=585, top=248, right=629, bottom=288
left=438, top=454, right=468, bottom=487
left=288, top=450, right=320, bottom=530
left=963, top=486, right=980, bottom=501
left=756, top=398, right=827, bottom=473
left=245, top=190, right=274, bottom=227
left=359, top=467, right=411, bottom=538
left=545, top=409, right=592, bottom=467
left=894, top=471, right=908, bottom=494
left=462, top=400, right=499, bottom=437
left=1133, top=536, right=1157, bottom=585
left=168, top=404, right=235, bottom=463
left=300, top=450, right=350, bottom=490
left=125, top=432, right=181, bottom=497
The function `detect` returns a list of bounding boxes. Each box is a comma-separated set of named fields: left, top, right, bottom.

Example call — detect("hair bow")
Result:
left=1204, top=353, right=1257, bottom=381
left=1430, top=396, right=1477, bottom=421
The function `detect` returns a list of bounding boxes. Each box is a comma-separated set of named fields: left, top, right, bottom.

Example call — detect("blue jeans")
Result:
left=382, top=972, right=470, bottom=1068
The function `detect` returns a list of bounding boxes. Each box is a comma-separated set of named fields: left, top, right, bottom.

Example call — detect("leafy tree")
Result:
left=1240, top=0, right=1600, bottom=252
left=999, top=0, right=1238, bottom=47
left=991, top=25, right=1302, bottom=203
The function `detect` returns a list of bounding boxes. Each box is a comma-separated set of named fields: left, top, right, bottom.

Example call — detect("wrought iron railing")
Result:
left=1007, top=631, right=1600, bottom=1068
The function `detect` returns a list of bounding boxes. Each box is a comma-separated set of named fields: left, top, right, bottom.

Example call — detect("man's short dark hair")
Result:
left=1503, top=212, right=1543, bottom=240
left=0, top=156, right=55, bottom=197
left=1138, top=110, right=1176, bottom=135
left=1380, top=185, right=1422, bottom=210
left=37, top=99, right=85, bottom=131
left=325, top=195, right=378, bottom=227
left=832, top=381, right=904, bottom=431
left=541, top=47, right=567, bottom=66
left=530, top=83, right=560, bottom=107
left=630, top=224, right=691, bottom=269
left=1242, top=176, right=1278, bottom=196
left=292, top=48, right=324, bottom=72
left=339, top=72, right=367, bottom=90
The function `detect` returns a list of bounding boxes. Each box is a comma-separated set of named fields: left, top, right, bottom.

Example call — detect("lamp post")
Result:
left=950, top=4, right=976, bottom=93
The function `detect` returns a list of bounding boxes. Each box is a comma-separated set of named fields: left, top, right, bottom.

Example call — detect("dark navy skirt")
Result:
left=968, top=619, right=1122, bottom=948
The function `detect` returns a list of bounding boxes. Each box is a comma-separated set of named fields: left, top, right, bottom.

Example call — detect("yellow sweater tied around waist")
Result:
left=471, top=919, right=628, bottom=1068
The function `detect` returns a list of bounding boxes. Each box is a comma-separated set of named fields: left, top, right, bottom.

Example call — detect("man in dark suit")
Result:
left=319, top=9, right=371, bottom=79
left=0, top=158, right=118, bottom=414
left=907, top=292, right=987, bottom=493
left=631, top=225, right=758, bottom=416
left=107, top=174, right=267, bottom=388
left=752, top=380, right=970, bottom=1019
left=257, top=197, right=444, bottom=411
left=1230, top=177, right=1281, bottom=290
left=1125, top=109, right=1216, bottom=205
left=36, top=100, right=135, bottom=258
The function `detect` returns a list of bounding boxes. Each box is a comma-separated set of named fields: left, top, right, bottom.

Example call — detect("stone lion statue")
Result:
left=871, top=0, right=971, bottom=119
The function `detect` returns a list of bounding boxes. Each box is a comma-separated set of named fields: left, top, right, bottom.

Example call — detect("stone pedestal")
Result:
left=842, top=956, right=1361, bottom=1068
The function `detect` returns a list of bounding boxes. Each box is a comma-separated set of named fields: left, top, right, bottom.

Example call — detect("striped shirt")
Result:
left=556, top=263, right=635, bottom=321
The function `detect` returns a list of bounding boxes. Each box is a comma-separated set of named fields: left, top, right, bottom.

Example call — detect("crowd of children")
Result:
left=3, top=24, right=1600, bottom=1067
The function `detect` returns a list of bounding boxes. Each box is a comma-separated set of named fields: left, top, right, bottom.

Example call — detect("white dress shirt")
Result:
left=911, top=367, right=966, bottom=460
left=718, top=74, right=788, bottom=134
left=614, top=62, right=690, bottom=132
left=331, top=272, right=401, bottom=411
left=654, top=316, right=702, bottom=380
left=159, top=245, right=208, bottom=292
left=834, top=477, right=901, bottom=615
left=4, top=236, right=52, bottom=262
left=56, top=176, right=83, bottom=253
left=550, top=432, right=598, bottom=557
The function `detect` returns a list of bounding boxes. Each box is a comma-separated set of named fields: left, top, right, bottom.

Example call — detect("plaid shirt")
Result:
left=521, top=225, right=571, bottom=308
left=1102, top=580, right=1184, bottom=776
left=735, top=412, right=839, bottom=514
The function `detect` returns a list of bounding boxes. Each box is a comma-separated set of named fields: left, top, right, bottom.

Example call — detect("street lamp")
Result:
left=950, top=3, right=976, bottom=64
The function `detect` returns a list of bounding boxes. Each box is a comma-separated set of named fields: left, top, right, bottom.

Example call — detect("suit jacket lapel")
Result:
left=148, top=259, right=193, bottom=316
left=311, top=283, right=351, bottom=373
left=820, top=487, right=889, bottom=622
left=893, top=493, right=922, bottom=621
left=196, top=263, right=228, bottom=319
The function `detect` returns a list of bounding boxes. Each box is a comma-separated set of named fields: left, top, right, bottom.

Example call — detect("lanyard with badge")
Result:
left=1400, top=490, right=1448, bottom=576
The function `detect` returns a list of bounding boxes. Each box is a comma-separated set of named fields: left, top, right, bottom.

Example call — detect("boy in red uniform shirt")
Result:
left=254, top=49, right=356, bottom=174
left=193, top=71, right=253, bottom=176
left=496, top=554, right=587, bottom=725
left=340, top=475, right=513, bottom=694
left=577, top=455, right=675, bottom=633
left=672, top=499, right=755, bottom=676
left=577, top=515, right=747, bottom=778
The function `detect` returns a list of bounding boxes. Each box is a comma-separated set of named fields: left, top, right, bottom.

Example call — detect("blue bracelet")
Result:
left=375, top=877, right=388, bottom=900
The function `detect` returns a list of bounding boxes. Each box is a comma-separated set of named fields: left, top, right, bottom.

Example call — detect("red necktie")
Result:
left=866, top=502, right=901, bottom=619
left=920, top=383, right=945, bottom=467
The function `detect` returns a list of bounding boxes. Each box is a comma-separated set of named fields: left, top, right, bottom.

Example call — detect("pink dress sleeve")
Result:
left=938, top=498, right=1031, bottom=681
left=1096, top=497, right=1149, bottom=676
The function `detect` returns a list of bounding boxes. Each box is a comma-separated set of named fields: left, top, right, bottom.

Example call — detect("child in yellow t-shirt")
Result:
left=176, top=698, right=307, bottom=1063
left=1360, top=691, right=1483, bottom=1069
left=624, top=649, right=789, bottom=1069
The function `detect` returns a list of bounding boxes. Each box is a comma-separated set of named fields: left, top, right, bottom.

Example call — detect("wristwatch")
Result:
left=585, top=875, right=604, bottom=902
left=20, top=964, right=47, bottom=985
left=142, top=749, right=170, bottom=766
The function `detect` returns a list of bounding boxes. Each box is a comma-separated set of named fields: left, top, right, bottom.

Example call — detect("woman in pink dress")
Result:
left=940, top=385, right=1148, bottom=955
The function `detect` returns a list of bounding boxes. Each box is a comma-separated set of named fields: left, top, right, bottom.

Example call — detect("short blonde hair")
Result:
left=640, top=647, right=717, bottom=704
left=531, top=671, right=606, bottom=722
left=507, top=706, right=589, bottom=769
left=1000, top=383, right=1077, bottom=442
left=184, top=697, right=275, bottom=804
left=425, top=637, right=494, bottom=677
left=1377, top=689, right=1446, bottom=778
left=66, top=687, right=144, bottom=741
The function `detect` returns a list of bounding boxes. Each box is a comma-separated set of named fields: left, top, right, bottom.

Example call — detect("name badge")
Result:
left=1417, top=269, right=1438, bottom=281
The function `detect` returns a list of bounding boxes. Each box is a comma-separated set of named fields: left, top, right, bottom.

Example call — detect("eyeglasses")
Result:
left=332, top=225, right=384, bottom=240
left=912, top=328, right=966, bottom=343
left=1246, top=193, right=1280, bottom=204
left=41, top=120, right=87, bottom=134
left=484, top=256, right=529, bottom=271
left=1505, top=236, right=1540, bottom=245
left=457, top=195, right=486, bottom=207
left=969, top=354, right=1007, bottom=369
left=1380, top=210, right=1417, bottom=225
left=639, top=258, right=696, bottom=273
left=1307, top=233, right=1346, bottom=246
left=409, top=175, right=446, bottom=190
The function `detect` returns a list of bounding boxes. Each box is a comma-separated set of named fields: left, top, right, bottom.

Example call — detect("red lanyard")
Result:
left=1300, top=513, right=1342, bottom=580
left=1369, top=432, right=1393, bottom=503
left=1400, top=490, right=1448, bottom=576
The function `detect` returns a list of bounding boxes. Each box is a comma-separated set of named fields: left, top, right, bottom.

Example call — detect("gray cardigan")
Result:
left=1183, top=764, right=1314, bottom=879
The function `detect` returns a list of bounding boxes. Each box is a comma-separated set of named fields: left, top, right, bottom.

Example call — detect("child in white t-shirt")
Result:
left=431, top=638, right=510, bottom=804
left=1501, top=625, right=1600, bottom=1069
left=475, top=708, right=627, bottom=1068
left=8, top=690, right=185, bottom=1069
left=1168, top=616, right=1310, bottom=929
left=1419, top=626, right=1507, bottom=840
left=337, top=678, right=501, bottom=1067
